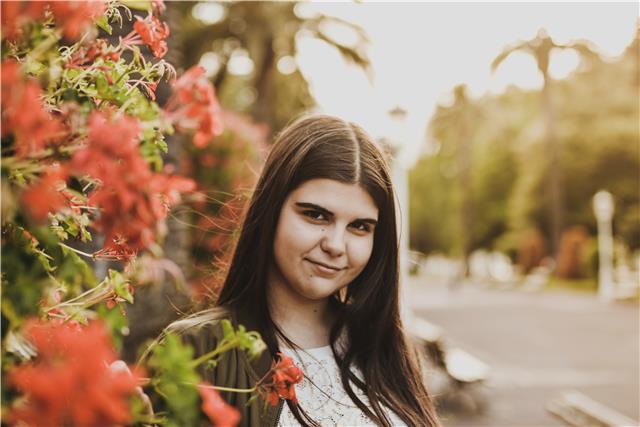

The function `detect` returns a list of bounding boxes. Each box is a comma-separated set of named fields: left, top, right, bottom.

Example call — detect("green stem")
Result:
left=44, top=277, right=108, bottom=310
left=114, top=61, right=135, bottom=86
left=58, top=242, right=95, bottom=259
left=196, top=383, right=256, bottom=394
left=190, top=339, right=238, bottom=367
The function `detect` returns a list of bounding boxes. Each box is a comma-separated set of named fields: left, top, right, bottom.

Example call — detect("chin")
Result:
left=297, top=278, right=341, bottom=301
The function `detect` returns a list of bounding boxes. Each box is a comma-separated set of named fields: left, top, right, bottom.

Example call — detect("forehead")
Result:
left=287, top=179, right=378, bottom=219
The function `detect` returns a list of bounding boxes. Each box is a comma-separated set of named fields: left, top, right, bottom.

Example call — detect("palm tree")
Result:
left=491, top=28, right=598, bottom=258
left=429, top=85, right=480, bottom=275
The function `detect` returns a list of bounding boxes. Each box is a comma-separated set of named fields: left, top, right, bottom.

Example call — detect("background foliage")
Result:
left=409, top=29, right=639, bottom=277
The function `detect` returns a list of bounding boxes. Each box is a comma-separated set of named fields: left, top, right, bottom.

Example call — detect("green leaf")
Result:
left=68, top=309, right=88, bottom=325
left=107, top=269, right=133, bottom=304
left=25, top=61, right=46, bottom=76
left=221, top=319, right=234, bottom=339
left=96, top=303, right=129, bottom=351
left=114, top=282, right=134, bottom=304
left=148, top=334, right=201, bottom=426
left=57, top=245, right=97, bottom=288
left=96, top=73, right=109, bottom=97
left=64, top=218, right=79, bottom=237
left=155, top=137, right=168, bottom=154
left=96, top=15, right=112, bottom=35
left=1, top=225, right=55, bottom=321
left=246, top=394, right=258, bottom=407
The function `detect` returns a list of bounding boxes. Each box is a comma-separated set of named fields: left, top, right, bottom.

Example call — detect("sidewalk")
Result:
left=407, top=275, right=640, bottom=426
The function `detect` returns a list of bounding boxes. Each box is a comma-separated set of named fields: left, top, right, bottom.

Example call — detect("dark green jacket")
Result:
left=173, top=305, right=284, bottom=427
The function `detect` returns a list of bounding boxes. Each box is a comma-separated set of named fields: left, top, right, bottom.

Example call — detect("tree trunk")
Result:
left=251, top=35, right=275, bottom=127
left=542, top=76, right=564, bottom=259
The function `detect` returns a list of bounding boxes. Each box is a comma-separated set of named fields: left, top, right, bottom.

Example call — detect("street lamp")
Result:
left=592, top=190, right=615, bottom=301
left=387, top=106, right=411, bottom=322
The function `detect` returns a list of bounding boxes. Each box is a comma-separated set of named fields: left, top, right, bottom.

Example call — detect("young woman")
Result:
left=166, top=115, right=440, bottom=426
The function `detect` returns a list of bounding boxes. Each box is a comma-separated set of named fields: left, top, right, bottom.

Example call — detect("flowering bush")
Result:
left=185, top=110, right=268, bottom=300
left=8, top=320, right=142, bottom=426
left=1, top=1, right=301, bottom=425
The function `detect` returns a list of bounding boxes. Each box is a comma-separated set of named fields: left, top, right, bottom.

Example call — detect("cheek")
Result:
left=274, top=213, right=321, bottom=257
left=348, top=237, right=374, bottom=271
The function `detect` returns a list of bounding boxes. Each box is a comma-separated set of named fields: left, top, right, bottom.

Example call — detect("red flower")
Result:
left=71, top=111, right=195, bottom=255
left=198, top=383, right=241, bottom=427
left=21, top=163, right=70, bottom=222
left=0, top=1, right=47, bottom=41
left=164, top=66, right=224, bottom=148
left=49, top=0, right=109, bottom=41
left=66, top=38, right=120, bottom=68
left=133, top=14, right=169, bottom=58
left=259, top=353, right=304, bottom=406
left=93, top=236, right=138, bottom=261
left=8, top=320, right=142, bottom=427
left=1, top=60, right=66, bottom=157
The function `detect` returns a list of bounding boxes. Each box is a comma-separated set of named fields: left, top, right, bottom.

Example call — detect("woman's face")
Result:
left=270, top=178, right=378, bottom=302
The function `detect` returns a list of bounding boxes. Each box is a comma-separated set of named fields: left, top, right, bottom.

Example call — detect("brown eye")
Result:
left=303, top=210, right=326, bottom=221
left=351, top=221, right=371, bottom=233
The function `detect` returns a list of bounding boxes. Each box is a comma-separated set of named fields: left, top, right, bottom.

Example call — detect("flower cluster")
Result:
left=49, top=0, right=108, bottom=40
left=165, top=66, right=224, bottom=148
left=8, top=320, right=142, bottom=426
left=1, top=60, right=65, bottom=157
left=21, top=163, right=70, bottom=221
left=1, top=1, right=107, bottom=42
left=259, top=353, right=304, bottom=406
left=133, top=14, right=170, bottom=58
left=0, top=2, right=47, bottom=41
left=1, top=2, right=261, bottom=426
left=120, top=11, right=171, bottom=60
left=66, top=38, right=120, bottom=69
left=70, top=111, right=195, bottom=256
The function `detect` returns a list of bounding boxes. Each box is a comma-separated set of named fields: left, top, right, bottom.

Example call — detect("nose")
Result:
left=320, top=226, right=346, bottom=257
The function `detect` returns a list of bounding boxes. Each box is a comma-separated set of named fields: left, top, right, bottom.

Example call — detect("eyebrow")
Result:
left=294, top=202, right=378, bottom=226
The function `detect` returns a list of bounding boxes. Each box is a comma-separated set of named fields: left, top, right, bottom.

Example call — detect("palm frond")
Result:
left=491, top=40, right=530, bottom=72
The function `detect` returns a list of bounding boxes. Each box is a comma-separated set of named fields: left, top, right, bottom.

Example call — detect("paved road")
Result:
left=407, top=275, right=639, bottom=427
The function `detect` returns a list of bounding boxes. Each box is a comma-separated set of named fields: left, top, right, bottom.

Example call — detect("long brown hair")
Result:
left=217, top=115, right=440, bottom=426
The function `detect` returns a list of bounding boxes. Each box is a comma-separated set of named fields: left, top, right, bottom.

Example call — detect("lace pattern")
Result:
left=276, top=345, right=407, bottom=427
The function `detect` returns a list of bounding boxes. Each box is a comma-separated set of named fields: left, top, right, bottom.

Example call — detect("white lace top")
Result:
left=276, top=344, right=407, bottom=426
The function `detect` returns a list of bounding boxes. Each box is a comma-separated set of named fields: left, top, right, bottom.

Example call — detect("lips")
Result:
left=305, top=258, right=345, bottom=276
left=305, top=258, right=343, bottom=270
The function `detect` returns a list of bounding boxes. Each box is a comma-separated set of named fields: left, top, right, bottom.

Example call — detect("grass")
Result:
left=545, top=277, right=598, bottom=294
left=545, top=277, right=640, bottom=303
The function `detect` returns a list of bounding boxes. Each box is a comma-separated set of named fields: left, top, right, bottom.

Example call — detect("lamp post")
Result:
left=387, top=106, right=411, bottom=322
left=593, top=190, right=615, bottom=301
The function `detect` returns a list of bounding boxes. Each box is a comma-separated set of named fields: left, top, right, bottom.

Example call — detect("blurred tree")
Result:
left=491, top=28, right=598, bottom=258
left=169, top=1, right=371, bottom=133
left=409, top=150, right=457, bottom=256
left=410, top=25, right=639, bottom=260
left=510, top=26, right=639, bottom=254
left=427, top=85, right=479, bottom=274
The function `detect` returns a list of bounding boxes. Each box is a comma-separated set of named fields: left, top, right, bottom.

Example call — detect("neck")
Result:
left=267, top=268, right=335, bottom=349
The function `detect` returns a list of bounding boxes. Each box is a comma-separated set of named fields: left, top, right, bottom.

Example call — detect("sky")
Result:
left=293, top=2, right=638, bottom=166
